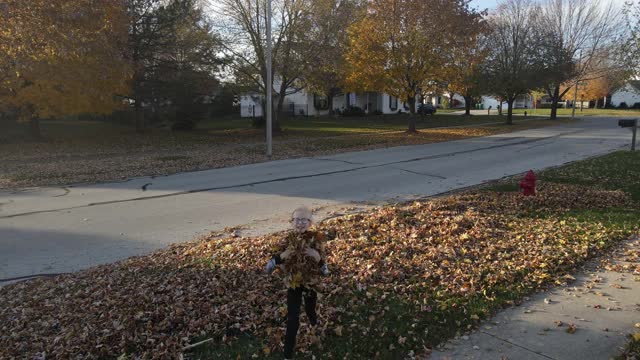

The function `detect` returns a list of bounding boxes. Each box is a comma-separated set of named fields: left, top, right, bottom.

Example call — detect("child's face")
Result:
left=291, top=211, right=312, bottom=233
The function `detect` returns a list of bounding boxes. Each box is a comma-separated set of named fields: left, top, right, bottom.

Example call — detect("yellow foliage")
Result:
left=0, top=0, right=132, bottom=120
left=344, top=0, right=481, bottom=107
left=345, top=0, right=439, bottom=100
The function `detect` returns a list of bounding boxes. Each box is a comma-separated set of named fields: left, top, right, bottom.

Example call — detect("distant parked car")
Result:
left=417, top=103, right=436, bottom=115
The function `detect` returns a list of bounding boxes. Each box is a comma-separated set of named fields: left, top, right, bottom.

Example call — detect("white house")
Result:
left=239, top=92, right=263, bottom=117
left=480, top=94, right=534, bottom=110
left=424, top=93, right=534, bottom=110
left=239, top=78, right=540, bottom=117
left=611, top=81, right=640, bottom=107
left=240, top=88, right=413, bottom=117
left=333, top=92, right=412, bottom=114
left=423, top=93, right=466, bottom=108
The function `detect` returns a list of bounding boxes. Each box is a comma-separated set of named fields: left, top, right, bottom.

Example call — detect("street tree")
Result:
left=125, top=0, right=210, bottom=132
left=216, top=0, right=313, bottom=131
left=440, top=1, right=489, bottom=115
left=303, top=0, right=363, bottom=115
left=483, top=0, right=540, bottom=125
left=147, top=2, right=224, bottom=130
left=345, top=0, right=455, bottom=132
left=560, top=62, right=630, bottom=108
left=0, top=0, right=131, bottom=139
left=532, top=0, right=623, bottom=120
left=624, top=1, right=640, bottom=74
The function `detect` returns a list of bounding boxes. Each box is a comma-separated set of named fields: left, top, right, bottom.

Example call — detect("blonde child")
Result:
left=265, top=207, right=330, bottom=359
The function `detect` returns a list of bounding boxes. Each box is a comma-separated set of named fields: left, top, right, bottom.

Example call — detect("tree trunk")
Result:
left=407, top=95, right=416, bottom=114
left=506, top=98, right=515, bottom=125
left=407, top=114, right=417, bottom=133
left=134, top=99, right=146, bottom=133
left=327, top=91, right=335, bottom=116
left=29, top=117, right=43, bottom=140
left=273, top=93, right=283, bottom=132
left=464, top=96, right=472, bottom=116
left=549, top=87, right=560, bottom=120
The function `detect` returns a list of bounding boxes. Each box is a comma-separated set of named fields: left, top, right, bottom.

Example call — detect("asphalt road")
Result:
left=0, top=117, right=632, bottom=281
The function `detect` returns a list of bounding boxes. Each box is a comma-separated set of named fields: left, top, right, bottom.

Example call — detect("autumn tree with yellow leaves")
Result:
left=303, top=0, right=363, bottom=115
left=0, top=0, right=132, bottom=139
left=345, top=0, right=479, bottom=132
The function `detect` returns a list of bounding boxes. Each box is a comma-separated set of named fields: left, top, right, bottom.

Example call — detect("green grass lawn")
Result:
left=511, top=108, right=640, bottom=117
left=434, top=108, right=461, bottom=113
left=199, top=113, right=539, bottom=135
left=2, top=113, right=540, bottom=143
left=616, top=333, right=640, bottom=360
left=484, top=151, right=640, bottom=201
left=0, top=113, right=554, bottom=154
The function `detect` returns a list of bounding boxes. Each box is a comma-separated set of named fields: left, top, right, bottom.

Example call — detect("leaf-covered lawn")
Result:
left=1, top=180, right=638, bottom=359
left=2, top=151, right=638, bottom=359
left=0, top=116, right=560, bottom=189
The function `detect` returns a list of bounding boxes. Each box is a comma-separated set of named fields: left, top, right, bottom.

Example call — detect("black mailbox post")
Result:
left=618, top=119, right=638, bottom=151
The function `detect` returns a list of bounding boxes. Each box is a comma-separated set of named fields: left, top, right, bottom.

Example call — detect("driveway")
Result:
left=0, top=117, right=632, bottom=281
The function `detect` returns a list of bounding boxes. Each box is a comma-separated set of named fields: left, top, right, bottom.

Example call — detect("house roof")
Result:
left=628, top=80, right=640, bottom=92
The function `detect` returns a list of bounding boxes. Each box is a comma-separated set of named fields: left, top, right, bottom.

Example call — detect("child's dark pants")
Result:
left=284, top=287, right=317, bottom=358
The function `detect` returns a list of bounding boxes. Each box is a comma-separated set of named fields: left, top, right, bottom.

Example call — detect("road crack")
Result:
left=479, top=330, right=558, bottom=360
left=393, top=167, right=447, bottom=179
left=0, top=130, right=587, bottom=220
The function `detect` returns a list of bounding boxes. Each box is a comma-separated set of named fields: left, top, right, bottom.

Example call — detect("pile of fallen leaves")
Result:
left=0, top=183, right=637, bottom=358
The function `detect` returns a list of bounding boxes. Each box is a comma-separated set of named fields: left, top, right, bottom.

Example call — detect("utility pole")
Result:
left=572, top=80, right=579, bottom=120
left=266, top=0, right=273, bottom=157
left=571, top=50, right=582, bottom=121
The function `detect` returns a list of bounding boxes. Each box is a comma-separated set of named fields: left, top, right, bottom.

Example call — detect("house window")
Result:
left=389, top=96, right=398, bottom=110
left=314, top=94, right=329, bottom=110
left=346, top=93, right=357, bottom=107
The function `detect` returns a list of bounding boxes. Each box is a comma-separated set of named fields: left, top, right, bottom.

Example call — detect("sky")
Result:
left=469, top=0, right=628, bottom=11
left=469, top=0, right=501, bottom=10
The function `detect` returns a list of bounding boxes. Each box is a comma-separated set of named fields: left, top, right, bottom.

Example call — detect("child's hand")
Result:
left=304, top=247, right=321, bottom=262
left=265, top=258, right=277, bottom=274
left=321, top=263, right=330, bottom=276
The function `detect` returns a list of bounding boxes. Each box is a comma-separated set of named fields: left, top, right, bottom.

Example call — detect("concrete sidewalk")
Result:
left=431, top=238, right=640, bottom=360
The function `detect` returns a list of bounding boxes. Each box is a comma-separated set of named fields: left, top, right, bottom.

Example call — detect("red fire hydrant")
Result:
left=519, top=170, right=536, bottom=196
